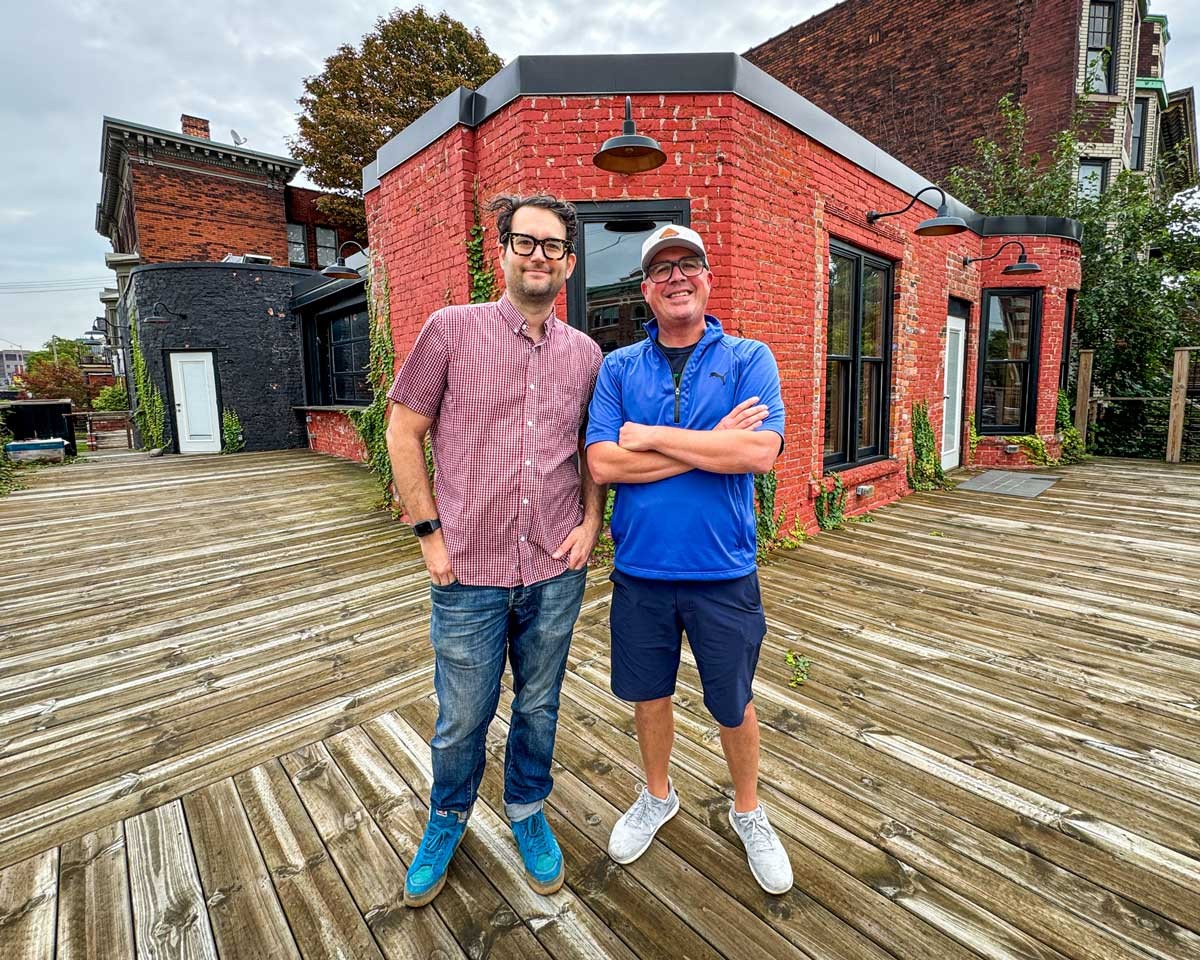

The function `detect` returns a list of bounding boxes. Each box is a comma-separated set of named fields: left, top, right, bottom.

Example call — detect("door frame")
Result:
left=941, top=316, right=967, bottom=471
left=164, top=349, right=223, bottom=454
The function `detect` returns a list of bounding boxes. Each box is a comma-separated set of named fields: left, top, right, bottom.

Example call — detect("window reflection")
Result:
left=583, top=219, right=674, bottom=353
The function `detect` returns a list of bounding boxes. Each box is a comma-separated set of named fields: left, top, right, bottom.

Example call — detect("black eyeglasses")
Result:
left=504, top=232, right=572, bottom=260
left=645, top=255, right=707, bottom=283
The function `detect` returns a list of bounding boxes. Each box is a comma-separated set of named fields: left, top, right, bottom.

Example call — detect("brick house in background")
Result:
left=303, top=53, right=1081, bottom=530
left=93, top=113, right=360, bottom=454
left=745, top=0, right=1197, bottom=197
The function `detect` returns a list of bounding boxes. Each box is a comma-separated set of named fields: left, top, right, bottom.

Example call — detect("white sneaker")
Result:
left=608, top=785, right=680, bottom=864
left=729, top=804, right=793, bottom=894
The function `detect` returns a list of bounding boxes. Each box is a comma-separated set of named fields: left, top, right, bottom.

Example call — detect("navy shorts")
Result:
left=608, top=569, right=767, bottom=728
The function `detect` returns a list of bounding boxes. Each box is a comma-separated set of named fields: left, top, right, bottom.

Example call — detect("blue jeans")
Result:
left=428, top=567, right=586, bottom=822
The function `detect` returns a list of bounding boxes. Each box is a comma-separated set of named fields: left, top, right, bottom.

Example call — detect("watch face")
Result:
left=413, top=519, right=440, bottom=537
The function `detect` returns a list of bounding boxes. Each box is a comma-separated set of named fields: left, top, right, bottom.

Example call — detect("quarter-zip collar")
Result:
left=644, top=315, right=725, bottom=424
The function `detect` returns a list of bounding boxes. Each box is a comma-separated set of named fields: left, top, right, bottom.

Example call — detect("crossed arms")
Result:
left=586, top=397, right=782, bottom=485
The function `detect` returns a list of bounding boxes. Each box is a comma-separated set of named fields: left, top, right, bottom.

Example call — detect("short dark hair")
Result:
left=487, top=192, right=578, bottom=247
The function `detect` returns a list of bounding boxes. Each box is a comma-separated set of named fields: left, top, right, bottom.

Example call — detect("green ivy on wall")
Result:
left=814, top=474, right=847, bottom=531
left=221, top=408, right=245, bottom=453
left=906, top=401, right=952, bottom=491
left=347, top=255, right=397, bottom=506
left=466, top=184, right=497, bottom=305
left=129, top=310, right=166, bottom=450
left=754, top=469, right=805, bottom=558
left=967, top=412, right=981, bottom=457
left=1056, top=390, right=1087, bottom=464
left=1004, top=433, right=1053, bottom=465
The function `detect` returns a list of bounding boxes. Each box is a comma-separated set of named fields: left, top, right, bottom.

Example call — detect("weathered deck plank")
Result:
left=125, top=801, right=217, bottom=960
left=56, top=824, right=135, bottom=960
left=182, top=778, right=300, bottom=960
left=0, top=849, right=57, bottom=960
left=1, top=450, right=1198, bottom=958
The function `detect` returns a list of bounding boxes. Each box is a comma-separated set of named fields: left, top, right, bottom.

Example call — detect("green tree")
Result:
left=288, top=7, right=504, bottom=235
left=93, top=383, right=128, bottom=411
left=24, top=336, right=88, bottom=375
left=946, top=94, right=1200, bottom=400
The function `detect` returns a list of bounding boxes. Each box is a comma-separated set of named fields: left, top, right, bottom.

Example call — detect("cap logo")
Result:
left=659, top=227, right=680, bottom=239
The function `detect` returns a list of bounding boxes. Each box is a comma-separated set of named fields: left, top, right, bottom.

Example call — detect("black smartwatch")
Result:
left=412, top=518, right=442, bottom=538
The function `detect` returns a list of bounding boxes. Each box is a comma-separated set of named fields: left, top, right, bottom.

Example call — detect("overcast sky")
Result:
left=1, top=0, right=1197, bottom=353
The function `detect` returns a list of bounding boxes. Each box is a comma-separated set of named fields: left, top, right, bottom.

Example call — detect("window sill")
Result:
left=293, top=405, right=367, bottom=413
left=823, top=456, right=901, bottom=482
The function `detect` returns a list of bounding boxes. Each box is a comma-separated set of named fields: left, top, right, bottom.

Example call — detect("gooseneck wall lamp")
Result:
left=143, top=301, right=188, bottom=324
left=866, top=185, right=968, bottom=237
left=963, top=239, right=1042, bottom=275
left=321, top=240, right=368, bottom=280
left=593, top=97, right=667, bottom=174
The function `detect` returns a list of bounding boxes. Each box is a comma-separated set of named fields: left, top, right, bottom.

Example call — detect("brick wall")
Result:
left=304, top=409, right=367, bottom=461
left=365, top=92, right=1081, bottom=530
left=129, top=160, right=289, bottom=264
left=963, top=234, right=1081, bottom=468
left=284, top=186, right=359, bottom=269
left=745, top=0, right=1083, bottom=185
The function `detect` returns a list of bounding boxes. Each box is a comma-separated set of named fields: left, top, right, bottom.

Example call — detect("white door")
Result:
left=169, top=352, right=221, bottom=454
left=941, top=317, right=967, bottom=471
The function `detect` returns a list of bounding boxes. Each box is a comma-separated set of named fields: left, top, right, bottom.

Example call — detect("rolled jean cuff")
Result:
left=505, top=798, right=544, bottom=823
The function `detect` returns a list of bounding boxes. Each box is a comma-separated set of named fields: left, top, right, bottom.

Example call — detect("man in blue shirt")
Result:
left=585, top=223, right=793, bottom=894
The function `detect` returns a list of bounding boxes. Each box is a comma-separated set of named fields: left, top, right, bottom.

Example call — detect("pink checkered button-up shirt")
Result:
left=388, top=294, right=602, bottom=587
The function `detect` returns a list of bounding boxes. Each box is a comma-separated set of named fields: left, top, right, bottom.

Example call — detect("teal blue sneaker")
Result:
left=404, top=808, right=467, bottom=907
left=511, top=810, right=564, bottom=894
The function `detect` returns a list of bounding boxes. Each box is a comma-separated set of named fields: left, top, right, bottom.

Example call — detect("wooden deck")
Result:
left=1, top=450, right=1198, bottom=959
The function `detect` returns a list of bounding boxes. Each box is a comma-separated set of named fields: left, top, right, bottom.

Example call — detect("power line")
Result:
left=0, top=277, right=111, bottom=291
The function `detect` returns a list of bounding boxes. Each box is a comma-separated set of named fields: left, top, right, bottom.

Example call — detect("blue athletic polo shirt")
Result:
left=585, top=316, right=785, bottom=581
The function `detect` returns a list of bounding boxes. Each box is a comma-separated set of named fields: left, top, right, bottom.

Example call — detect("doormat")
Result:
left=956, top=470, right=1059, bottom=498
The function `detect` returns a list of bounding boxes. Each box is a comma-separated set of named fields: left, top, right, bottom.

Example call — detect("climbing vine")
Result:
left=466, top=184, right=497, bottom=304
left=1004, top=433, right=1053, bottom=466
left=1056, top=390, right=1087, bottom=464
left=347, top=255, right=397, bottom=506
left=0, top=417, right=18, bottom=497
left=814, top=474, right=847, bottom=531
left=754, top=469, right=805, bottom=558
left=966, top=412, right=981, bottom=457
left=906, top=401, right=951, bottom=491
left=221, top=408, right=245, bottom=453
left=128, top=309, right=165, bottom=450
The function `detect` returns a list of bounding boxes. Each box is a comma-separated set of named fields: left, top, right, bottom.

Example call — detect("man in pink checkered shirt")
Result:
left=385, top=193, right=604, bottom=907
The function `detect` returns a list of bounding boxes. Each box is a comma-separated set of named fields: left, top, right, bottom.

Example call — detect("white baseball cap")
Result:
left=640, top=224, right=707, bottom=273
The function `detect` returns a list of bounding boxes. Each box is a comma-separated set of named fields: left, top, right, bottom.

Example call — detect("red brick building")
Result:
left=306, top=54, right=1081, bottom=530
left=96, top=114, right=355, bottom=269
left=745, top=1, right=1197, bottom=194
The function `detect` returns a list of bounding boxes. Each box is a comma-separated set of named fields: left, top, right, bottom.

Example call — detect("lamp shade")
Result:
left=593, top=97, right=666, bottom=174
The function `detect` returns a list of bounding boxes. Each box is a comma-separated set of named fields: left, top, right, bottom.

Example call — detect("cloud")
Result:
left=2, top=0, right=1196, bottom=350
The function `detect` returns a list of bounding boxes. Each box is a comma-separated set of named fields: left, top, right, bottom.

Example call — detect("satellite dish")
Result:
left=231, top=129, right=248, bottom=146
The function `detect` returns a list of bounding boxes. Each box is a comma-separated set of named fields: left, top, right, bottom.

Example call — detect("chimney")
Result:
left=181, top=115, right=211, bottom=140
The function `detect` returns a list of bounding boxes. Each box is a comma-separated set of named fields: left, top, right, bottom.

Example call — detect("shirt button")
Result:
left=519, top=536, right=526, bottom=542
left=528, top=384, right=535, bottom=390
left=526, top=420, right=533, bottom=427
left=525, top=459, right=532, bottom=466
left=522, top=498, right=529, bottom=504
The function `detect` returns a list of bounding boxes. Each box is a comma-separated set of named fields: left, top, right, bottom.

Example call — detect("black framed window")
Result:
left=824, top=242, right=893, bottom=468
left=329, top=310, right=371, bottom=404
left=1078, top=159, right=1108, bottom=198
left=1061, top=290, right=1076, bottom=390
left=1086, top=1, right=1117, bottom=94
left=287, top=224, right=307, bottom=267
left=316, top=227, right=338, bottom=268
left=1131, top=97, right=1148, bottom=170
left=977, top=289, right=1042, bottom=434
left=567, top=200, right=690, bottom=353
